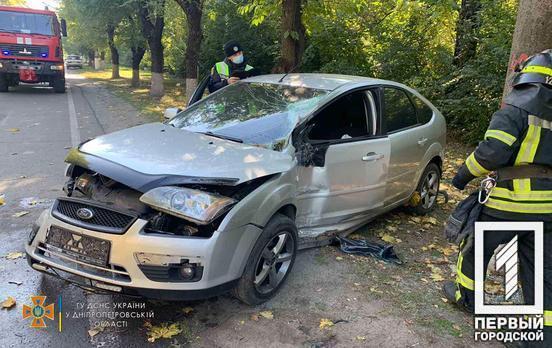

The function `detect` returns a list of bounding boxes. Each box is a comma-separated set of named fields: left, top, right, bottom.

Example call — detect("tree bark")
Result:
left=273, top=0, right=305, bottom=73
left=131, top=46, right=146, bottom=87
left=453, top=0, right=482, bottom=67
left=502, top=0, right=552, bottom=101
left=139, top=0, right=166, bottom=97
left=175, top=0, right=203, bottom=100
left=107, top=24, right=120, bottom=79
left=87, top=50, right=95, bottom=67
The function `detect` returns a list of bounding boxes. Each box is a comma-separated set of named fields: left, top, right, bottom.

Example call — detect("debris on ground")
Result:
left=259, top=310, right=274, bottom=320
left=5, top=252, right=24, bottom=260
left=319, top=318, right=334, bottom=330
left=19, top=197, right=53, bottom=209
left=144, top=321, right=182, bottom=342
left=1, top=297, right=16, bottom=309
left=335, top=236, right=403, bottom=264
left=12, top=211, right=29, bottom=218
left=0, top=194, right=5, bottom=206
left=88, top=326, right=104, bottom=337
left=8, top=281, right=22, bottom=286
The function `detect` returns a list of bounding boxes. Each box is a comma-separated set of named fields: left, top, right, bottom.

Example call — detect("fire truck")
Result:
left=0, top=6, right=67, bottom=93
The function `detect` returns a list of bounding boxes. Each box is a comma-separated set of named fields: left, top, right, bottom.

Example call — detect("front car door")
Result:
left=295, top=89, right=390, bottom=236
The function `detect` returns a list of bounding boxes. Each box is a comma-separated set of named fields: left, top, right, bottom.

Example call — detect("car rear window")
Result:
left=410, top=93, right=434, bottom=124
left=383, top=87, right=418, bottom=133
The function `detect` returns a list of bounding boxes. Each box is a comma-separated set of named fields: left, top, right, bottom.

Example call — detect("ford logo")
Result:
left=76, top=208, right=94, bottom=220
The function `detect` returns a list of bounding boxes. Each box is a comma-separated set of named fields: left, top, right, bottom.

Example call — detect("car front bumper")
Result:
left=26, top=206, right=262, bottom=300
left=0, top=59, right=64, bottom=78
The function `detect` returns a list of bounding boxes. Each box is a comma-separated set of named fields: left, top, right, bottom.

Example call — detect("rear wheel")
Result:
left=53, top=77, right=66, bottom=93
left=411, top=162, right=441, bottom=215
left=233, top=214, right=298, bottom=305
left=0, top=74, right=8, bottom=92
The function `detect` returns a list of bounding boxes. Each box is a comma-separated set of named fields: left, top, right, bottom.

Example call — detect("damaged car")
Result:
left=26, top=73, right=445, bottom=304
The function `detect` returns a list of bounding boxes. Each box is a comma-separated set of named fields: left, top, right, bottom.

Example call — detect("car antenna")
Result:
left=278, top=62, right=301, bottom=83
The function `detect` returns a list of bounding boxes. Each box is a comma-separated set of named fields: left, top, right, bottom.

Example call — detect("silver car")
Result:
left=26, top=74, right=445, bottom=304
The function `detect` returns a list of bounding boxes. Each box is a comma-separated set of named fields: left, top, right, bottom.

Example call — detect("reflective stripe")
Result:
left=456, top=247, right=475, bottom=291
left=465, top=152, right=490, bottom=177
left=528, top=115, right=552, bottom=130
left=511, top=121, right=542, bottom=193
left=245, top=64, right=253, bottom=71
left=215, top=62, right=230, bottom=78
left=545, top=310, right=552, bottom=326
left=490, top=187, right=552, bottom=201
left=484, top=129, right=517, bottom=146
left=486, top=198, right=552, bottom=214
left=522, top=65, right=552, bottom=77
left=455, top=289, right=462, bottom=301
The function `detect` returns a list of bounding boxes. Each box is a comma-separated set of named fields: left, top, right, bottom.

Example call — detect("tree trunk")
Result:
left=502, top=0, right=552, bottom=101
left=131, top=46, right=146, bottom=87
left=87, top=50, right=95, bottom=67
left=175, top=0, right=203, bottom=100
left=139, top=0, right=165, bottom=97
left=107, top=24, right=120, bottom=79
left=453, top=0, right=482, bottom=67
left=273, top=0, right=305, bottom=73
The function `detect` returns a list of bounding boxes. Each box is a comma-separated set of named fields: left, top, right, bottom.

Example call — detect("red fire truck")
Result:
left=0, top=6, right=67, bottom=93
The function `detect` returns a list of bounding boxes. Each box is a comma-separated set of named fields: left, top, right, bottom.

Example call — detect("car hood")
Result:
left=74, top=123, right=294, bottom=190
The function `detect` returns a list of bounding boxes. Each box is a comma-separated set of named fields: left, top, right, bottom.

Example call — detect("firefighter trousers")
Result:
left=455, top=212, right=552, bottom=346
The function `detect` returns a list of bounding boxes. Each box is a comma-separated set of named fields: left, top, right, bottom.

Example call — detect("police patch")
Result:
left=233, top=46, right=238, bottom=52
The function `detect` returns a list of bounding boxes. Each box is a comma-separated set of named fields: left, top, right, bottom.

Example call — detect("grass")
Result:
left=79, top=66, right=188, bottom=121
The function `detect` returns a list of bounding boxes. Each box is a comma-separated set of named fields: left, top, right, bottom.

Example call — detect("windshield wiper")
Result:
left=202, top=131, right=243, bottom=143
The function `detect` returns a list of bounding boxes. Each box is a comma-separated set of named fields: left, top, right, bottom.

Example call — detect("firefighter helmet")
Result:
left=511, top=49, right=552, bottom=88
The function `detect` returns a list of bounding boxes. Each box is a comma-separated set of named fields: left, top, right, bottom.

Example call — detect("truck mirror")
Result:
left=60, top=19, right=67, bottom=37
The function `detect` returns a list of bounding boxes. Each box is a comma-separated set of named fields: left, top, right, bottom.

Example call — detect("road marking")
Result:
left=67, top=85, right=80, bottom=147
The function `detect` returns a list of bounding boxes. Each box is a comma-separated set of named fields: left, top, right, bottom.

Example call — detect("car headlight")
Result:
left=139, top=187, right=237, bottom=224
left=50, top=65, right=64, bottom=70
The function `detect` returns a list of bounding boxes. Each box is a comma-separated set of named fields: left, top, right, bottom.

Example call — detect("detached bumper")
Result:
left=26, top=206, right=262, bottom=300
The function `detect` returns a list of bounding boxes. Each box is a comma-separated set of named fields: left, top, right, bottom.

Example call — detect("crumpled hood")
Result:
left=505, top=84, right=552, bottom=121
left=76, top=123, right=294, bottom=187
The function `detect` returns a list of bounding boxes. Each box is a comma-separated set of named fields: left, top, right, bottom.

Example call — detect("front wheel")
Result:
left=0, top=74, right=8, bottom=92
left=53, top=77, right=66, bottom=93
left=233, top=214, right=298, bottom=305
left=411, top=162, right=441, bottom=215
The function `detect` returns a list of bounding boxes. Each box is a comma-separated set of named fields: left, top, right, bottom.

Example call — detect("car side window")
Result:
left=409, top=93, right=434, bottom=124
left=307, top=91, right=371, bottom=141
left=383, top=87, right=418, bottom=133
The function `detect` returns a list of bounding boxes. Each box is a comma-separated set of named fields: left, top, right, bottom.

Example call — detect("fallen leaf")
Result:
left=7, top=128, right=20, bottom=133
left=319, top=318, right=334, bottom=330
left=88, top=326, right=104, bottom=337
left=12, top=211, right=29, bottom=218
left=425, top=217, right=439, bottom=225
left=370, top=287, right=383, bottom=294
left=430, top=272, right=445, bottom=282
left=145, top=322, right=182, bottom=342
left=441, top=245, right=458, bottom=256
left=410, top=217, right=422, bottom=224
left=239, top=320, right=245, bottom=325
left=380, top=234, right=401, bottom=244
left=453, top=324, right=461, bottom=331
left=1, top=296, right=16, bottom=309
left=250, top=314, right=259, bottom=321
left=5, top=252, right=24, bottom=260
left=356, top=336, right=367, bottom=341
left=335, top=256, right=344, bottom=261
left=259, top=310, right=274, bottom=320
left=441, top=297, right=448, bottom=303
left=182, top=307, right=193, bottom=314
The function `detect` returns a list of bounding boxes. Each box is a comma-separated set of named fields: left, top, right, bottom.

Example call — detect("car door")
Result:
left=295, top=89, right=390, bottom=231
left=381, top=86, right=428, bottom=204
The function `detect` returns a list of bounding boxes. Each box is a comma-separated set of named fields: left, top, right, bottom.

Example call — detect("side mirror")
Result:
left=60, top=19, right=67, bottom=37
left=164, top=107, right=182, bottom=120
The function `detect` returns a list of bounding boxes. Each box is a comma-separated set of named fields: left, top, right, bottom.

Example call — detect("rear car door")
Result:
left=295, top=89, right=390, bottom=231
left=381, top=86, right=430, bottom=204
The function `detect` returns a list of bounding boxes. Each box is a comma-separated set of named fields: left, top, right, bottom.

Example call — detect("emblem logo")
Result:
left=18, top=47, right=32, bottom=55
left=22, top=296, right=55, bottom=328
left=76, top=208, right=94, bottom=220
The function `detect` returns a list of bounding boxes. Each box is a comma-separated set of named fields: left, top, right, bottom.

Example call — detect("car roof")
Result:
left=244, top=73, right=403, bottom=91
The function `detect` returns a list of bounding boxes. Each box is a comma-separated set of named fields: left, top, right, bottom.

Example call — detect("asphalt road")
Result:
left=0, top=72, right=167, bottom=348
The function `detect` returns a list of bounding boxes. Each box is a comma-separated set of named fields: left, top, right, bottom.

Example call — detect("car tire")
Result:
left=0, top=75, right=8, bottom=92
left=411, top=162, right=441, bottom=215
left=53, top=77, right=66, bottom=93
left=233, top=213, right=298, bottom=305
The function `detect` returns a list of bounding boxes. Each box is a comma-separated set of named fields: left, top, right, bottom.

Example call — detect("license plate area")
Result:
left=45, top=226, right=111, bottom=267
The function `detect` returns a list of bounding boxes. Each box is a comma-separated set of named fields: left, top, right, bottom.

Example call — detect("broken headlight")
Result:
left=139, top=187, right=236, bottom=225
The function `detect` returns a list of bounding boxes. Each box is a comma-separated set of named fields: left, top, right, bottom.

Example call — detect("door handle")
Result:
left=417, top=137, right=428, bottom=146
left=362, top=152, right=384, bottom=162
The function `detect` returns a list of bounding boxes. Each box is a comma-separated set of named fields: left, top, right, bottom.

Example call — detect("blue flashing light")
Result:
left=2, top=50, right=10, bottom=56
left=40, top=52, right=48, bottom=58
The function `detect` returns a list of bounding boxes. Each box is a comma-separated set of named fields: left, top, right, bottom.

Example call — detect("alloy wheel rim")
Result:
left=254, top=231, right=294, bottom=294
left=420, top=171, right=439, bottom=209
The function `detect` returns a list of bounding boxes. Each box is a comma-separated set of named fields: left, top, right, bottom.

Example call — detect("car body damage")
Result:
left=27, top=73, right=446, bottom=303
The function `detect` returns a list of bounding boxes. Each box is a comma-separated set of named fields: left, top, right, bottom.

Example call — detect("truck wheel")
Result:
left=0, top=75, right=8, bottom=92
left=53, top=77, right=66, bottom=93
left=233, top=213, right=298, bottom=305
left=411, top=162, right=441, bottom=215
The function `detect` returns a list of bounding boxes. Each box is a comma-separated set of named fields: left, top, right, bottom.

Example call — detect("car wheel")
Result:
left=53, top=78, right=66, bottom=93
left=412, top=162, right=441, bottom=215
left=0, top=74, right=8, bottom=92
left=233, top=213, right=298, bottom=305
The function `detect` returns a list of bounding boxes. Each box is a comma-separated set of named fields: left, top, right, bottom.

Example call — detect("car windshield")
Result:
left=0, top=11, right=54, bottom=36
left=169, top=82, right=329, bottom=150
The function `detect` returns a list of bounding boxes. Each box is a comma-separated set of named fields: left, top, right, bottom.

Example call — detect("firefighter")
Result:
left=443, top=49, right=552, bottom=346
left=208, top=40, right=256, bottom=93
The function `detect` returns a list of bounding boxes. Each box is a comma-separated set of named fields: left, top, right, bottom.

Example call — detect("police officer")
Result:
left=208, top=40, right=256, bottom=93
left=443, top=49, right=552, bottom=346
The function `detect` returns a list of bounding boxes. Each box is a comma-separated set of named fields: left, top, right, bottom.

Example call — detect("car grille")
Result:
left=52, top=198, right=137, bottom=234
left=0, top=44, right=49, bottom=58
